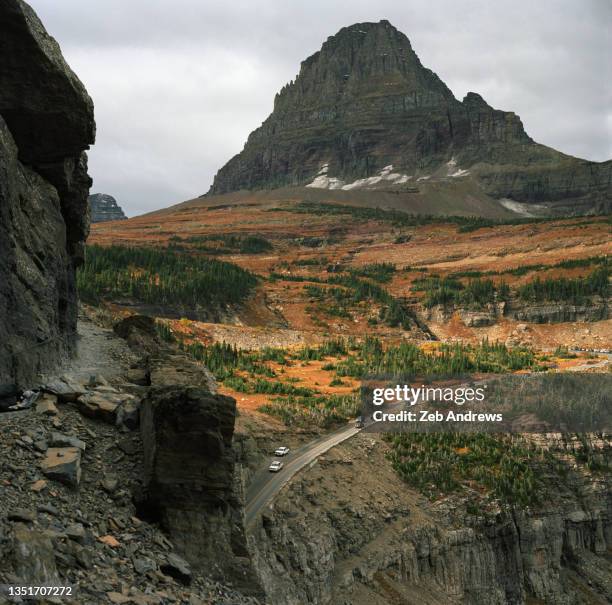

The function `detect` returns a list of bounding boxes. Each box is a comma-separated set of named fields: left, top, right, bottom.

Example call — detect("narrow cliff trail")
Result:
left=43, top=314, right=136, bottom=384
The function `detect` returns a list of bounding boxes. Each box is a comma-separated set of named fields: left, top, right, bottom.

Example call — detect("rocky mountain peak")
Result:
left=209, top=21, right=611, bottom=215
left=88, top=193, right=127, bottom=223
left=272, top=20, right=455, bottom=117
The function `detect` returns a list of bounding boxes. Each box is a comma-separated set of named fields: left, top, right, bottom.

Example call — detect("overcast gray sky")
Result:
left=29, top=0, right=611, bottom=217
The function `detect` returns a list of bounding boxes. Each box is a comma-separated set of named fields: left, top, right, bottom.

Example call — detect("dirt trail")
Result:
left=43, top=314, right=136, bottom=384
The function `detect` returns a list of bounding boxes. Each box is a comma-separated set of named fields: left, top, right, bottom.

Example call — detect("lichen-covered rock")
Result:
left=209, top=20, right=611, bottom=215
left=0, top=0, right=95, bottom=387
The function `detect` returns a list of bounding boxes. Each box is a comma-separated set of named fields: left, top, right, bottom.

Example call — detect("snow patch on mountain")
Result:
left=306, top=164, right=412, bottom=190
left=446, top=158, right=470, bottom=178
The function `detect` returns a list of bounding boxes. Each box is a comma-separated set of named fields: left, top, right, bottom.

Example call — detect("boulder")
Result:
left=76, top=392, right=120, bottom=423
left=126, top=367, right=150, bottom=386
left=116, top=397, right=141, bottom=430
left=114, top=315, right=159, bottom=354
left=40, top=446, right=81, bottom=488
left=65, top=522, right=89, bottom=544
left=101, top=474, right=119, bottom=494
left=149, top=354, right=216, bottom=392
left=160, top=553, right=192, bottom=585
left=35, top=393, right=59, bottom=415
left=44, top=378, right=86, bottom=402
left=7, top=508, right=36, bottom=523
left=48, top=431, right=86, bottom=451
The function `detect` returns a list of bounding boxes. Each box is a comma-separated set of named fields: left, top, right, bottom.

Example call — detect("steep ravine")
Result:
left=245, top=435, right=611, bottom=604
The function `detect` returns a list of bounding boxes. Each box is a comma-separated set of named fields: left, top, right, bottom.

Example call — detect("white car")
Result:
left=269, top=460, right=284, bottom=473
left=274, top=446, right=290, bottom=456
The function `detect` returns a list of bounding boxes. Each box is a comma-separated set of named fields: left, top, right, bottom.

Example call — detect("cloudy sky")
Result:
left=30, top=0, right=611, bottom=216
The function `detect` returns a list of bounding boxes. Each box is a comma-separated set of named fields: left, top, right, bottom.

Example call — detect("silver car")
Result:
left=269, top=460, right=284, bottom=473
left=274, top=446, right=290, bottom=456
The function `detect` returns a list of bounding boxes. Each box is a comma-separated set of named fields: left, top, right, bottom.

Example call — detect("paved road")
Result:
left=245, top=423, right=360, bottom=525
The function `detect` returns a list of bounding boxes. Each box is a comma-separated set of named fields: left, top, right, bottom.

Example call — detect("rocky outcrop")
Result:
left=112, top=313, right=262, bottom=594
left=0, top=318, right=261, bottom=604
left=425, top=303, right=502, bottom=327
left=88, top=193, right=127, bottom=223
left=507, top=299, right=609, bottom=324
left=0, top=0, right=95, bottom=387
left=252, top=503, right=612, bottom=604
left=425, top=298, right=609, bottom=326
left=139, top=385, right=261, bottom=595
left=209, top=20, right=611, bottom=215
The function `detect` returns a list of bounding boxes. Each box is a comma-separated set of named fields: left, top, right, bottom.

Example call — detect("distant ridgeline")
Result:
left=88, top=193, right=127, bottom=223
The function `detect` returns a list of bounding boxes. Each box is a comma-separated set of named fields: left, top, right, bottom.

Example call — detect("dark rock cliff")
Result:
left=88, top=193, right=127, bottom=223
left=209, top=20, right=611, bottom=215
left=139, top=385, right=262, bottom=595
left=0, top=0, right=95, bottom=386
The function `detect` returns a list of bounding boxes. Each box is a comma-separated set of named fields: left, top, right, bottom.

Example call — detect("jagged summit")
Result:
left=209, top=20, right=611, bottom=215
left=275, top=20, right=454, bottom=108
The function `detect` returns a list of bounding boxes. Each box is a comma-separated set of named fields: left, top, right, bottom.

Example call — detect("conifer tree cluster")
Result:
left=386, top=433, right=546, bottom=506
left=77, top=245, right=258, bottom=308
left=518, top=266, right=609, bottom=303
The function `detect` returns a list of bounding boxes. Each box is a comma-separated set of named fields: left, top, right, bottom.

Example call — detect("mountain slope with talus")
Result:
left=209, top=20, right=611, bottom=216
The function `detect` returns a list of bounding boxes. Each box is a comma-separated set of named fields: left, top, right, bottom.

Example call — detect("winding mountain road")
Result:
left=245, top=423, right=360, bottom=525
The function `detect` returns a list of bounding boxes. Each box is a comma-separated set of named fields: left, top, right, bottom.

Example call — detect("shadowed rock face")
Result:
left=139, top=385, right=261, bottom=593
left=0, top=0, right=95, bottom=386
left=209, top=20, right=611, bottom=215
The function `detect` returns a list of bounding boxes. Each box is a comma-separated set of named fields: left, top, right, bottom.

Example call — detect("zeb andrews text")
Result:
left=370, top=384, right=503, bottom=423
